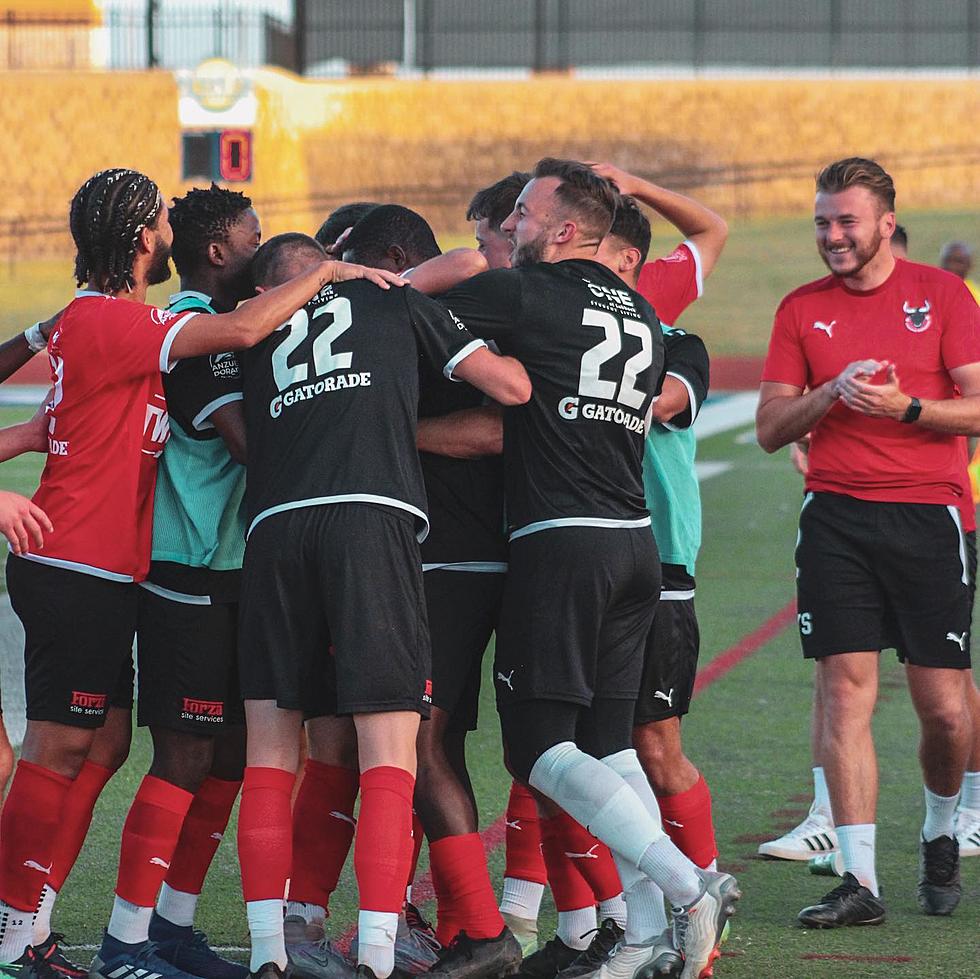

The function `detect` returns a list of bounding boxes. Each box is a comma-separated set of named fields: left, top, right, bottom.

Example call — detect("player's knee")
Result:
left=149, top=729, right=215, bottom=791
left=917, top=701, right=972, bottom=743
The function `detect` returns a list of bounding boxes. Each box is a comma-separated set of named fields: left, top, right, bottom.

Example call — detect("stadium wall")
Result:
left=2, top=70, right=977, bottom=253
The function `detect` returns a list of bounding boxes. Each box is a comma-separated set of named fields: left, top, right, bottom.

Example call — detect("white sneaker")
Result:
left=576, top=935, right=681, bottom=979
left=757, top=803, right=837, bottom=860
left=954, top=805, right=980, bottom=857
left=672, top=870, right=740, bottom=979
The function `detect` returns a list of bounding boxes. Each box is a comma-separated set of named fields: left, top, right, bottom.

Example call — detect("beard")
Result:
left=511, top=230, right=548, bottom=268
left=146, top=239, right=173, bottom=286
left=819, top=227, right=883, bottom=278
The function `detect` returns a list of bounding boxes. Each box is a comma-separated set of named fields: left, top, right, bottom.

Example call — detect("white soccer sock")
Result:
left=246, top=899, right=287, bottom=971
left=922, top=786, right=960, bottom=842
left=555, top=907, right=595, bottom=951
left=357, top=910, right=398, bottom=978
left=836, top=824, right=878, bottom=896
left=812, top=766, right=833, bottom=818
left=107, top=896, right=154, bottom=946
left=155, top=882, right=197, bottom=929
left=285, top=901, right=327, bottom=924
left=600, top=749, right=701, bottom=910
left=960, top=771, right=980, bottom=811
left=32, top=884, right=57, bottom=946
left=597, top=894, right=627, bottom=929
left=499, top=878, right=545, bottom=920
left=0, top=900, right=35, bottom=963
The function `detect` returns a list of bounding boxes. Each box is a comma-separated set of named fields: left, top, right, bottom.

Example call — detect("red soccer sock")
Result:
left=289, top=761, right=359, bottom=909
left=406, top=809, right=425, bottom=895
left=540, top=815, right=595, bottom=913
left=430, top=854, right=463, bottom=946
left=354, top=767, right=415, bottom=914
left=47, top=760, right=114, bottom=893
left=238, top=766, right=296, bottom=903
left=428, top=834, right=504, bottom=940
left=115, top=775, right=194, bottom=907
left=504, top=781, right=548, bottom=885
left=0, top=761, right=73, bottom=911
left=164, top=776, right=241, bottom=896
left=551, top=811, right=622, bottom=903
left=656, top=773, right=719, bottom=869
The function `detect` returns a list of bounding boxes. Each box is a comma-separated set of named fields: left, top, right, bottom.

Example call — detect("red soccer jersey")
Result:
left=22, top=292, right=196, bottom=581
left=636, top=240, right=703, bottom=326
left=762, top=260, right=980, bottom=505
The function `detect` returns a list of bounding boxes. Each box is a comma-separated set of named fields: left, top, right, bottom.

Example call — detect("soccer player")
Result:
left=236, top=232, right=530, bottom=979
left=439, top=158, right=739, bottom=979
left=315, top=202, right=380, bottom=253
left=757, top=157, right=980, bottom=926
left=339, top=204, right=521, bottom=977
left=940, top=240, right=980, bottom=303
left=90, top=184, right=262, bottom=979
left=0, top=167, right=402, bottom=979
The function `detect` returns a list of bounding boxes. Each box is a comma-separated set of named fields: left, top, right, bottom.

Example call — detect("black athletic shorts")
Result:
left=238, top=503, right=431, bottom=718
left=634, top=564, right=700, bottom=725
left=136, top=587, right=244, bottom=732
left=795, top=492, right=972, bottom=669
left=6, top=555, right=137, bottom=728
left=424, top=569, right=504, bottom=731
left=494, top=525, right=660, bottom=708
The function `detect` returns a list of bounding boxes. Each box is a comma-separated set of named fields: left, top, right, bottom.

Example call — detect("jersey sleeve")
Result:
left=101, top=302, right=197, bottom=380
left=659, top=329, right=709, bottom=430
left=940, top=280, right=980, bottom=371
left=163, top=351, right=244, bottom=435
left=761, top=299, right=807, bottom=388
left=437, top=268, right=524, bottom=344
left=635, top=241, right=703, bottom=327
left=407, top=289, right=488, bottom=381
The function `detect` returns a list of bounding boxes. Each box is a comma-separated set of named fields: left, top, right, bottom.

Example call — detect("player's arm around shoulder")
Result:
left=451, top=345, right=531, bottom=406
left=417, top=405, right=503, bottom=458
left=652, top=329, right=709, bottom=428
left=406, top=249, right=488, bottom=295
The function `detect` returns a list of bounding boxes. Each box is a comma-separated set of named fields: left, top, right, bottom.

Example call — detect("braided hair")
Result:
left=69, top=168, right=164, bottom=293
left=169, top=183, right=253, bottom=277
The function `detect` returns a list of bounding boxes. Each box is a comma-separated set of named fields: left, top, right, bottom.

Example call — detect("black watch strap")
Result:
left=902, top=396, right=922, bottom=424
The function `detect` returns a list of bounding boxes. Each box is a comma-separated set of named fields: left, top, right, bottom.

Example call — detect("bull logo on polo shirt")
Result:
left=903, top=300, right=932, bottom=333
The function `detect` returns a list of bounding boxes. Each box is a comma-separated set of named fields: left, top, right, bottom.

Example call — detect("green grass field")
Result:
left=1, top=207, right=977, bottom=357
left=0, top=403, right=978, bottom=977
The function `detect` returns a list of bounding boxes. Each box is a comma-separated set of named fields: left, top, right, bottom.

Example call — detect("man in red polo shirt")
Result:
left=757, top=157, right=980, bottom=928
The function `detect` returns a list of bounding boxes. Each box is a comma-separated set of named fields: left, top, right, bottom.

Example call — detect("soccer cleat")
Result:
left=513, top=935, right=580, bottom=978
left=353, top=968, right=413, bottom=979
left=917, top=835, right=961, bottom=916
left=797, top=873, right=885, bottom=928
left=635, top=930, right=683, bottom=979
left=249, top=964, right=292, bottom=979
left=757, top=804, right=837, bottom=861
left=501, top=913, right=538, bottom=957
left=564, top=937, right=681, bottom=979
left=284, top=916, right=326, bottom=946
left=425, top=928, right=523, bottom=977
left=286, top=938, right=352, bottom=979
left=10, top=946, right=64, bottom=979
left=954, top=805, right=980, bottom=857
left=555, top=919, right=624, bottom=978
left=32, top=934, right=87, bottom=979
left=89, top=935, right=204, bottom=979
left=670, top=870, right=740, bottom=979
left=349, top=907, right=439, bottom=976
left=148, top=918, right=248, bottom=979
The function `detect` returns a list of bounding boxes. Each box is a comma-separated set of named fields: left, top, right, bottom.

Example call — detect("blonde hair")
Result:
left=815, top=157, right=895, bottom=213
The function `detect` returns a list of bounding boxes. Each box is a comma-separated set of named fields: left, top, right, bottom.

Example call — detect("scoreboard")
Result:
left=178, top=59, right=255, bottom=184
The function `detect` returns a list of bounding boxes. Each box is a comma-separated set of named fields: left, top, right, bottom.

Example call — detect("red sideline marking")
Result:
left=694, top=600, right=796, bottom=694
left=802, top=955, right=914, bottom=963
left=338, top=598, right=796, bottom=950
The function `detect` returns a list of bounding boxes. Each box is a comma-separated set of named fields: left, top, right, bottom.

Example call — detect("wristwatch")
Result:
left=901, top=396, right=922, bottom=424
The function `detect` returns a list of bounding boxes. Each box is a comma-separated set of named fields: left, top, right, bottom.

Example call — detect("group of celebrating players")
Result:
left=0, top=151, right=975, bottom=979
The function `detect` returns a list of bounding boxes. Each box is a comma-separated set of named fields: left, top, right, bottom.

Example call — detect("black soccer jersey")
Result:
left=241, top=280, right=485, bottom=540
left=441, top=259, right=664, bottom=538
left=417, top=354, right=507, bottom=568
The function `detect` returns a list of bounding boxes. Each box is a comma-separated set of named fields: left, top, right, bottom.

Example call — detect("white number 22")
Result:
left=578, top=309, right=653, bottom=408
left=272, top=297, right=353, bottom=393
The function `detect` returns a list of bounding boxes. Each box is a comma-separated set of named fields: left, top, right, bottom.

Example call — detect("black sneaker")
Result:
left=797, top=873, right=886, bottom=928
left=425, top=929, right=522, bottom=978
left=556, top=919, right=625, bottom=978
left=250, top=964, right=292, bottom=979
left=10, top=946, right=65, bottom=979
left=32, top=935, right=86, bottom=979
left=514, top=936, right=579, bottom=978
left=917, top=835, right=961, bottom=915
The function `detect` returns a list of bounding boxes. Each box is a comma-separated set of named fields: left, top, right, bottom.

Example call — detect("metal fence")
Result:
left=2, top=1, right=978, bottom=74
